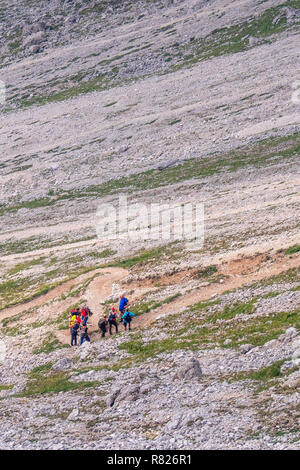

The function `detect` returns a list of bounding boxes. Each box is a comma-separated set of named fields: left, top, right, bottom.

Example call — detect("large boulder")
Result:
left=285, top=327, right=298, bottom=338
left=292, top=348, right=300, bottom=367
left=51, top=357, right=75, bottom=372
left=67, top=408, right=79, bottom=421
left=175, top=358, right=202, bottom=380
left=239, top=344, right=254, bottom=354
left=107, top=384, right=141, bottom=407
left=248, top=36, right=260, bottom=47
left=23, top=31, right=46, bottom=48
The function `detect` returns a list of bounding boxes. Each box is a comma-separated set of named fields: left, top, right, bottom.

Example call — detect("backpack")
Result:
left=124, top=312, right=131, bottom=323
left=84, top=307, right=92, bottom=316
left=98, top=318, right=106, bottom=329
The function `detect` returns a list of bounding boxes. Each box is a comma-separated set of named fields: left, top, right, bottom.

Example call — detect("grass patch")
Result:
left=285, top=244, right=300, bottom=255
left=131, top=293, right=182, bottom=316
left=262, top=291, right=281, bottom=299
left=21, top=370, right=99, bottom=397
left=2, top=132, right=299, bottom=217
left=30, top=363, right=53, bottom=375
left=196, top=265, right=218, bottom=278
left=169, top=118, right=181, bottom=125
left=32, top=338, right=69, bottom=355
left=207, top=299, right=257, bottom=323
left=119, top=331, right=208, bottom=361
left=7, top=257, right=45, bottom=275
left=257, top=266, right=300, bottom=286
left=208, top=308, right=300, bottom=348
left=0, top=384, right=13, bottom=391
left=228, top=359, right=286, bottom=385
left=170, top=1, right=300, bottom=71
left=107, top=243, right=181, bottom=269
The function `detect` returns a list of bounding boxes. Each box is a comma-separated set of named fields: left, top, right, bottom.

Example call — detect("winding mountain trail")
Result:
left=134, top=252, right=300, bottom=328
left=55, top=266, right=128, bottom=343
left=0, top=249, right=298, bottom=345
left=0, top=266, right=128, bottom=324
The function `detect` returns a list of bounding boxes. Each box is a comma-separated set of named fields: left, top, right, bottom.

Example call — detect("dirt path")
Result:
left=1, top=250, right=298, bottom=345
left=55, top=266, right=128, bottom=344
left=56, top=250, right=300, bottom=341
left=134, top=252, right=300, bottom=328
left=0, top=266, right=127, bottom=324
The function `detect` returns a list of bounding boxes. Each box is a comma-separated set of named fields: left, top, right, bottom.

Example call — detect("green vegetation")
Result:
left=22, top=369, right=99, bottom=397
left=31, top=363, right=53, bottom=374
left=257, top=266, right=300, bottom=286
left=262, top=291, right=281, bottom=299
left=121, top=304, right=300, bottom=361
left=2, top=132, right=299, bottom=217
left=8, top=257, right=45, bottom=275
left=170, top=1, right=300, bottom=72
left=0, top=384, right=13, bottom=391
left=32, top=338, right=68, bottom=355
left=206, top=299, right=257, bottom=323
left=107, top=243, right=181, bottom=269
left=119, top=333, right=202, bottom=360
left=5, top=2, right=300, bottom=114
left=169, top=118, right=181, bottom=125
left=104, top=101, right=117, bottom=107
left=0, top=258, right=111, bottom=311
left=190, top=298, right=221, bottom=312
left=227, top=359, right=287, bottom=385
left=0, top=234, right=97, bottom=256
left=130, top=293, right=182, bottom=316
left=19, top=74, right=108, bottom=109
left=196, top=265, right=218, bottom=278
left=4, top=325, right=28, bottom=336
left=285, top=244, right=300, bottom=255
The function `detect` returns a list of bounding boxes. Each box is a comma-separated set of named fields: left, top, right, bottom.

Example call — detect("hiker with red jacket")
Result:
left=81, top=307, right=89, bottom=326
left=108, top=307, right=118, bottom=335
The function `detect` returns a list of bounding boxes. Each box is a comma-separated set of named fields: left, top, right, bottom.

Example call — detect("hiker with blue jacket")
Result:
left=122, top=309, right=135, bottom=331
left=119, top=294, right=129, bottom=322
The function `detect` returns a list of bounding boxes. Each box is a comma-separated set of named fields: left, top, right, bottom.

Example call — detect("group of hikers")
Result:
left=69, top=294, right=135, bottom=346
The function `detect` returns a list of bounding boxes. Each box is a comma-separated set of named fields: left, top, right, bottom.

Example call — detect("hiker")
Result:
left=69, top=309, right=79, bottom=334
left=81, top=306, right=90, bottom=326
left=71, top=320, right=80, bottom=346
left=82, top=305, right=93, bottom=326
left=119, top=294, right=129, bottom=322
left=86, top=305, right=93, bottom=316
left=108, top=307, right=118, bottom=335
left=98, top=315, right=108, bottom=338
left=122, top=309, right=135, bottom=331
left=80, top=324, right=90, bottom=345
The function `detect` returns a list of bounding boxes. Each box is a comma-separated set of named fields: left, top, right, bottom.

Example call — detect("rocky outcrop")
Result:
left=51, top=358, right=75, bottom=371
left=175, top=358, right=203, bottom=380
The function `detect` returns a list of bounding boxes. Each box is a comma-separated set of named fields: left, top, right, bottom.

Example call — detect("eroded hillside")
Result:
left=0, top=0, right=299, bottom=450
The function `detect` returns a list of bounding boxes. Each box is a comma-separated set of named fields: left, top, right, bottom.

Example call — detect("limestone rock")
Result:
left=175, top=358, right=203, bottom=380
left=239, top=344, right=254, bottom=354
left=51, top=358, right=75, bottom=372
